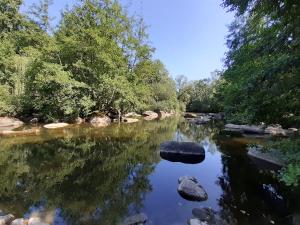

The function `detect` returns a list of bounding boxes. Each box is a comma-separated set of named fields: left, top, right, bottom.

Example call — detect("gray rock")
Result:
left=0, top=214, right=15, bottom=225
left=177, top=177, right=208, bottom=201
left=11, top=218, right=28, bottom=225
left=224, top=124, right=265, bottom=134
left=178, top=176, right=197, bottom=184
left=160, top=141, right=205, bottom=164
left=188, top=219, right=208, bottom=225
left=119, top=213, right=148, bottom=225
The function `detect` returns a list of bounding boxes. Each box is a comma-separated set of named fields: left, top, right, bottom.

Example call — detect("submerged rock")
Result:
left=44, top=123, right=69, bottom=129
left=118, top=213, right=148, bottom=225
left=0, top=214, right=15, bottom=225
left=177, top=176, right=208, bottom=201
left=160, top=141, right=205, bottom=164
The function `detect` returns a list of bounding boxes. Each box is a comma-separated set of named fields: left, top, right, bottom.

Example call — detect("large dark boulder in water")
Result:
left=177, top=176, right=208, bottom=201
left=160, top=141, right=205, bottom=164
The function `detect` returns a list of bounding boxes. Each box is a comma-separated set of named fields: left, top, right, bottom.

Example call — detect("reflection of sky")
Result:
left=142, top=130, right=223, bottom=225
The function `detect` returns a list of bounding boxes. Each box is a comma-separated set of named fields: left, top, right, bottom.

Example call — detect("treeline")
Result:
left=177, top=0, right=299, bottom=128
left=0, top=0, right=178, bottom=122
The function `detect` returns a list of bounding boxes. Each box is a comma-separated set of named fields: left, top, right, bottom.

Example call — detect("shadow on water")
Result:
left=0, top=118, right=299, bottom=225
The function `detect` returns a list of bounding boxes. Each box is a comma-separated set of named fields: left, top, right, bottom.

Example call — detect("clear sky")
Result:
left=21, top=0, right=234, bottom=80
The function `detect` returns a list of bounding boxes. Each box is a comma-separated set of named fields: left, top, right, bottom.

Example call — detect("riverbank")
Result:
left=0, top=111, right=176, bottom=136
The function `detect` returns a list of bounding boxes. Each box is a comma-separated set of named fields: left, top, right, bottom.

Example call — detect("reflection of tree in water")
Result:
left=178, top=121, right=221, bottom=154
left=0, top=119, right=178, bottom=225
left=216, top=140, right=300, bottom=225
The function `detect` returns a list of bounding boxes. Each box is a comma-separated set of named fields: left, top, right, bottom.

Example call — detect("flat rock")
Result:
left=44, top=123, right=69, bottom=129
left=160, top=141, right=205, bottom=164
left=177, top=176, right=208, bottom=201
left=224, top=124, right=264, bottom=134
left=0, top=214, right=15, bottom=225
left=118, top=213, right=148, bottom=225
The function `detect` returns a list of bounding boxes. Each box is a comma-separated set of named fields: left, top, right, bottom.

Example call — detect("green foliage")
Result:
left=269, top=137, right=300, bottom=186
left=0, top=0, right=178, bottom=121
left=0, top=84, right=15, bottom=115
left=220, top=0, right=300, bottom=126
left=25, top=61, right=95, bottom=121
left=176, top=72, right=223, bottom=113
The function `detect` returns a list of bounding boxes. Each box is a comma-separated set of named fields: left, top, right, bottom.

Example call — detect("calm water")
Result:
left=0, top=118, right=299, bottom=225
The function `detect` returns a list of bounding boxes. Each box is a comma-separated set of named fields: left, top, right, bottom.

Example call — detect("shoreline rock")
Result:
left=44, top=123, right=69, bottom=129
left=89, top=116, right=111, bottom=127
left=224, top=123, right=298, bottom=137
left=0, top=117, right=24, bottom=131
left=142, top=111, right=158, bottom=120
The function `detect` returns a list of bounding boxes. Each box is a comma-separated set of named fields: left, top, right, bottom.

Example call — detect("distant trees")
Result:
left=0, top=0, right=178, bottom=121
left=175, top=71, right=223, bottom=113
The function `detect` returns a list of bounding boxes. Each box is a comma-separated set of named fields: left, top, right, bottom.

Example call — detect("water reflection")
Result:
left=0, top=119, right=299, bottom=225
left=0, top=119, right=177, bottom=225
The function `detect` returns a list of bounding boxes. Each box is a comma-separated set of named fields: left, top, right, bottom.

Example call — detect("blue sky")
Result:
left=21, top=0, right=234, bottom=80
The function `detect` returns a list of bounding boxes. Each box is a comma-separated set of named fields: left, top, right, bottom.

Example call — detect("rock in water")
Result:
left=177, top=176, right=208, bottom=201
left=160, top=141, right=205, bottom=164
left=118, top=213, right=148, bottom=225
left=0, top=214, right=15, bottom=225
